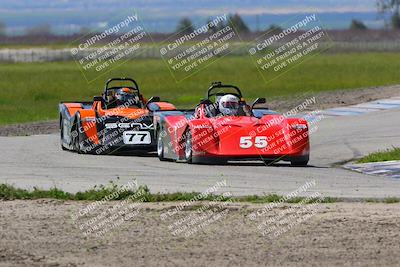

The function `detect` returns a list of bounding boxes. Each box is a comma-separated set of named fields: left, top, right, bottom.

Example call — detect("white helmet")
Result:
left=218, top=94, right=239, bottom=116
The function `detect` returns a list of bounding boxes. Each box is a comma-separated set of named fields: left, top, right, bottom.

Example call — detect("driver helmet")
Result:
left=218, top=94, right=240, bottom=116
left=115, top=87, right=137, bottom=106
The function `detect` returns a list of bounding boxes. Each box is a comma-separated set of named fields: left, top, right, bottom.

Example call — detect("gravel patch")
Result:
left=0, top=200, right=399, bottom=266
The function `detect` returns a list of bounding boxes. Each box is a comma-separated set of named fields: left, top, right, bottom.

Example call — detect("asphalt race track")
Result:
left=0, top=108, right=399, bottom=198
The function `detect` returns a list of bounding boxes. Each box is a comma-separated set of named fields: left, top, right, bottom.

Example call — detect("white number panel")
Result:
left=123, top=131, right=151, bottom=145
left=239, top=136, right=268, bottom=149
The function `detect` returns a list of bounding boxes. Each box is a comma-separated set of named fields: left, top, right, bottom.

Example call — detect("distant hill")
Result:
left=0, top=0, right=384, bottom=35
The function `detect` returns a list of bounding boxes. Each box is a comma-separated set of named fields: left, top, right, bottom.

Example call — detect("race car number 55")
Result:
left=239, top=136, right=268, bottom=149
left=123, top=131, right=151, bottom=145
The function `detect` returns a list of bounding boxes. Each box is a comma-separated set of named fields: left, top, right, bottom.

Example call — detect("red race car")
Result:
left=154, top=82, right=310, bottom=166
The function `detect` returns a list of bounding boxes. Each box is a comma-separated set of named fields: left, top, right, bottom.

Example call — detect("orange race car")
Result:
left=59, top=78, right=176, bottom=154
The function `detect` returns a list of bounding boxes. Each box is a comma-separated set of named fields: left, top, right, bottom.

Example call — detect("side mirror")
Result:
left=251, top=97, right=266, bottom=109
left=147, top=96, right=160, bottom=104
left=93, top=96, right=103, bottom=102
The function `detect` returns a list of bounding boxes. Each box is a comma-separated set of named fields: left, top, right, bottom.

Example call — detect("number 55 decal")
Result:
left=239, top=136, right=268, bottom=149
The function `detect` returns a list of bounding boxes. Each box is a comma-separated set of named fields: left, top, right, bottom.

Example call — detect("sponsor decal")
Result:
left=105, top=122, right=154, bottom=130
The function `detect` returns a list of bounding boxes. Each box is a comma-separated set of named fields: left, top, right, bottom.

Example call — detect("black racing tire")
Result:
left=60, top=115, right=68, bottom=151
left=290, top=155, right=309, bottom=167
left=184, top=129, right=227, bottom=165
left=73, top=115, right=85, bottom=154
left=157, top=129, right=167, bottom=161
left=184, top=129, right=193, bottom=163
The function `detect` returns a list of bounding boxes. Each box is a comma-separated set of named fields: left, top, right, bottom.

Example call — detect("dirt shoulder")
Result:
left=0, top=200, right=399, bottom=267
left=0, top=120, right=58, bottom=137
left=1, top=84, right=399, bottom=137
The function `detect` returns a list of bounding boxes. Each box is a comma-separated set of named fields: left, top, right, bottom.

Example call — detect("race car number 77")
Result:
left=123, top=131, right=151, bottom=144
left=127, top=133, right=147, bottom=142
left=240, top=136, right=268, bottom=149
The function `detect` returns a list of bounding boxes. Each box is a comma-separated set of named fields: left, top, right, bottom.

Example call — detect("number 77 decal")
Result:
left=127, top=133, right=147, bottom=142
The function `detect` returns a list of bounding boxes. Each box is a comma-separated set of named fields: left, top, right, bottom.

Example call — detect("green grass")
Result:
left=0, top=182, right=233, bottom=201
left=2, top=182, right=398, bottom=203
left=383, top=197, right=400, bottom=203
left=365, top=197, right=400, bottom=203
left=0, top=182, right=336, bottom=203
left=0, top=52, right=400, bottom=124
left=357, top=147, right=400, bottom=163
left=234, top=194, right=338, bottom=203
left=0, top=182, right=144, bottom=201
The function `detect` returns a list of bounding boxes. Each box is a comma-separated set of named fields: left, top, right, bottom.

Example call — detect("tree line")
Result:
left=0, top=1, right=399, bottom=37
left=352, top=0, right=400, bottom=30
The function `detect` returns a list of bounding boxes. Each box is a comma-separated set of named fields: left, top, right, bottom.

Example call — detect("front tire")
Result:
left=157, top=129, right=167, bottom=161
left=183, top=129, right=228, bottom=165
left=290, top=155, right=309, bottom=166
left=60, top=116, right=68, bottom=151
left=73, top=116, right=85, bottom=154
left=184, top=129, right=193, bottom=163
